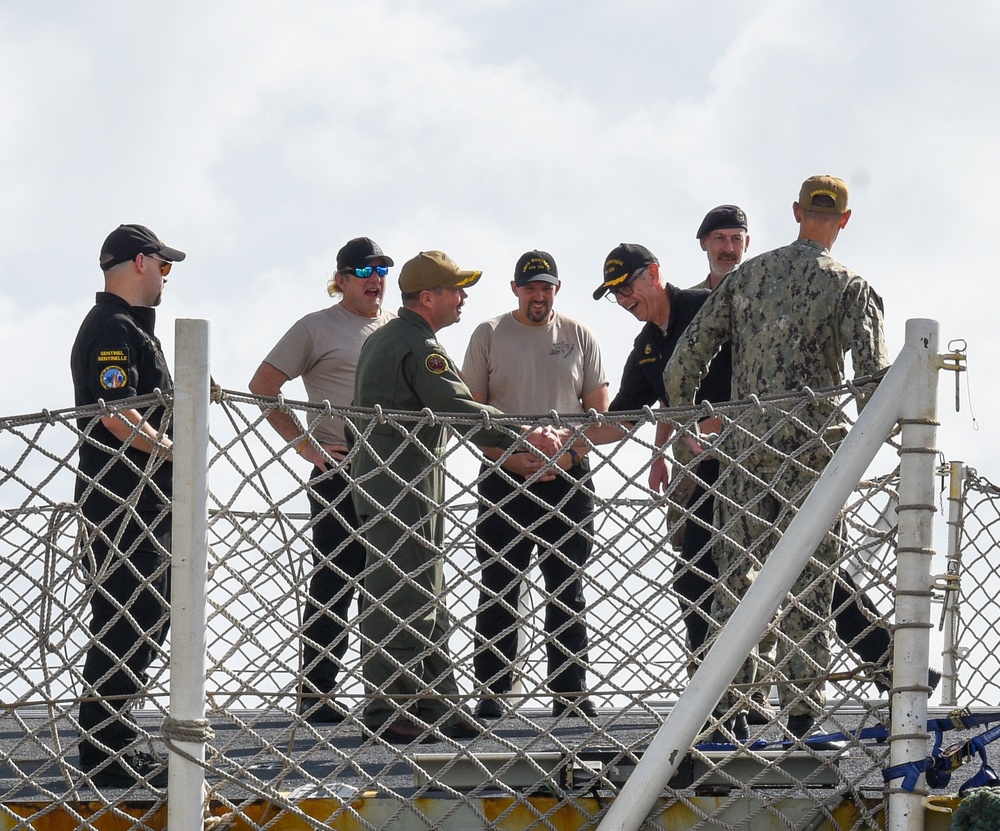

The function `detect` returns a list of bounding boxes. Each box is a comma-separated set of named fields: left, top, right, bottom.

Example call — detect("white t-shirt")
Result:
left=461, top=311, right=607, bottom=414
left=264, top=302, right=395, bottom=445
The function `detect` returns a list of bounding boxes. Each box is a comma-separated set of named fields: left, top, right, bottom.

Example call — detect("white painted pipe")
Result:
left=887, top=319, right=940, bottom=831
left=168, top=319, right=211, bottom=827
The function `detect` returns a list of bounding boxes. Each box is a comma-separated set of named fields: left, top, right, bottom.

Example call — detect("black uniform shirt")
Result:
left=610, top=284, right=731, bottom=412
left=70, top=291, right=173, bottom=515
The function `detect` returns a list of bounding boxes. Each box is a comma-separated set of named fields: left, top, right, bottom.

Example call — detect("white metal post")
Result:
left=940, top=461, right=965, bottom=707
left=596, top=320, right=932, bottom=831
left=168, top=319, right=211, bottom=826
left=887, top=319, right=941, bottom=831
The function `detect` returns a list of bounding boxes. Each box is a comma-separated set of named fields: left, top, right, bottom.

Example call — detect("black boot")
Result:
left=706, top=713, right=748, bottom=744
left=787, top=713, right=843, bottom=751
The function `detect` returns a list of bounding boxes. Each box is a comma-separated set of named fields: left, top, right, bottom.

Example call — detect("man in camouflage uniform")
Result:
left=690, top=206, right=899, bottom=722
left=351, top=250, right=562, bottom=744
left=664, top=176, right=888, bottom=742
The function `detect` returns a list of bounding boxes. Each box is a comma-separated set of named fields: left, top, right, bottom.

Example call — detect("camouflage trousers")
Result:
left=712, top=463, right=839, bottom=718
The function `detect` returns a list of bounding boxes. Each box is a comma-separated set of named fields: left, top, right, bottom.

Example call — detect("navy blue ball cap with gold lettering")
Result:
left=100, top=224, right=186, bottom=271
left=514, top=250, right=559, bottom=286
left=593, top=243, right=657, bottom=300
left=695, top=205, right=748, bottom=239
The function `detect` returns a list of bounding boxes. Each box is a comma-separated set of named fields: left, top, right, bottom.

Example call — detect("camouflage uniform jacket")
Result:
left=663, top=238, right=889, bottom=471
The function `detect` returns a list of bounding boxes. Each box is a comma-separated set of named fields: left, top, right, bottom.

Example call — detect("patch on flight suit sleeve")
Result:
left=100, top=366, right=128, bottom=389
left=425, top=353, right=449, bottom=374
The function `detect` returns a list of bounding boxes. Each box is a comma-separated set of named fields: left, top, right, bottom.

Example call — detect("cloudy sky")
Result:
left=1, top=0, right=996, bottom=487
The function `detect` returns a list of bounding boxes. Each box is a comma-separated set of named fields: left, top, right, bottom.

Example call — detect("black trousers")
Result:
left=677, top=458, right=891, bottom=667
left=301, top=469, right=367, bottom=696
left=79, top=513, right=170, bottom=764
left=474, top=463, right=593, bottom=695
left=674, top=459, right=721, bottom=655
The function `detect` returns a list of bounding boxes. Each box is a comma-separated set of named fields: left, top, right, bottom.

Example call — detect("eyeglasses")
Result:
left=144, top=254, right=172, bottom=276
left=344, top=265, right=389, bottom=278
left=605, top=266, right=647, bottom=303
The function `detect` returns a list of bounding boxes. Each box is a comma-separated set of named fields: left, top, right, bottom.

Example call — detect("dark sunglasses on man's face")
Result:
left=144, top=254, right=172, bottom=276
left=346, top=265, right=389, bottom=278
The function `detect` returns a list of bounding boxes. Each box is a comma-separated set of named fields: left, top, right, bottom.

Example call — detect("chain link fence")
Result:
left=939, top=467, right=1000, bottom=707
left=0, top=368, right=984, bottom=830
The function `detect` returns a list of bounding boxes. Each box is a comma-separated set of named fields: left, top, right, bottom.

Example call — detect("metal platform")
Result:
left=413, top=745, right=841, bottom=793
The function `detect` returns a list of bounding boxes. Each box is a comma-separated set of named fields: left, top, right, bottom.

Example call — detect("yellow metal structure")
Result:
left=0, top=794, right=965, bottom=831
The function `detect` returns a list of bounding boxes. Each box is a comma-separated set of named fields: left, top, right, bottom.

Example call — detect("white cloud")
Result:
left=0, top=0, right=997, bottom=478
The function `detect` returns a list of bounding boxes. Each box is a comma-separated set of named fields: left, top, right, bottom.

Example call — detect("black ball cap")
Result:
left=593, top=243, right=657, bottom=300
left=100, top=224, right=186, bottom=271
left=514, top=250, right=559, bottom=286
left=336, top=237, right=394, bottom=271
left=695, top=205, right=748, bottom=239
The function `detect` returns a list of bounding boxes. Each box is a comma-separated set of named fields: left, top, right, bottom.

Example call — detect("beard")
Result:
left=525, top=302, right=551, bottom=324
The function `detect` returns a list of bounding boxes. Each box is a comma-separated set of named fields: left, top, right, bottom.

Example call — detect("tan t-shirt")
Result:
left=264, top=302, right=394, bottom=445
left=461, top=311, right=607, bottom=414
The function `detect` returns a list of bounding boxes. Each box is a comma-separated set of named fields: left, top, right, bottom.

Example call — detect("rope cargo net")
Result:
left=0, top=379, right=991, bottom=830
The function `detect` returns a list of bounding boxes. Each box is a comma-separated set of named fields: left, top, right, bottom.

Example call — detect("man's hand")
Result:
left=524, top=425, right=570, bottom=457
left=501, top=451, right=557, bottom=482
left=648, top=456, right=670, bottom=493
left=300, top=442, right=349, bottom=473
left=698, top=415, right=723, bottom=435
left=681, top=435, right=706, bottom=457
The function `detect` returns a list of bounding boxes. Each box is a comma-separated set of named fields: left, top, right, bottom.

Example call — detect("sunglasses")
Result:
left=345, top=265, right=389, bottom=278
left=144, top=254, right=172, bottom=276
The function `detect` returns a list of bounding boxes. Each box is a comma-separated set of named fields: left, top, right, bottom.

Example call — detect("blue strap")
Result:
left=695, top=709, right=1000, bottom=794
left=888, top=713, right=1000, bottom=792
left=957, top=724, right=1000, bottom=794
left=883, top=757, right=935, bottom=791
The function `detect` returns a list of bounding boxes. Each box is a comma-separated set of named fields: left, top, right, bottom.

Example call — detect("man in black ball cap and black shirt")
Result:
left=72, top=223, right=185, bottom=789
left=591, top=243, right=733, bottom=723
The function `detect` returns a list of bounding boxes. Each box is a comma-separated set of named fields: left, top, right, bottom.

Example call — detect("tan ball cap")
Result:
left=798, top=175, right=849, bottom=214
left=399, top=250, right=483, bottom=292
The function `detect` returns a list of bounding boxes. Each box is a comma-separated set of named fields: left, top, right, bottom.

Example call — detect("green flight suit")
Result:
left=350, top=307, right=516, bottom=729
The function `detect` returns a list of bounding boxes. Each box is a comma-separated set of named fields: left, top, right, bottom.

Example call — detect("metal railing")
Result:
left=0, top=317, right=990, bottom=831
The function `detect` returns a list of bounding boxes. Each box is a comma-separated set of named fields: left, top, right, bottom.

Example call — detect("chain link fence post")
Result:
left=168, top=319, right=212, bottom=827
left=939, top=460, right=966, bottom=707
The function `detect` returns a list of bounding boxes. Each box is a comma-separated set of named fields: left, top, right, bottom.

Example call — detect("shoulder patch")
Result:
left=100, top=366, right=128, bottom=389
left=98, top=348, right=130, bottom=364
left=425, top=353, right=449, bottom=374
